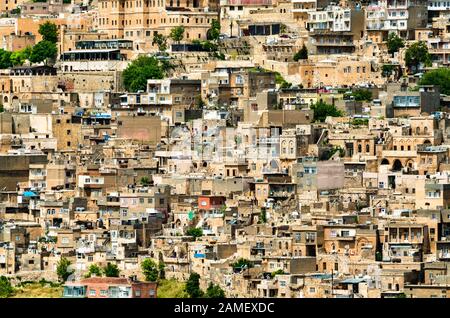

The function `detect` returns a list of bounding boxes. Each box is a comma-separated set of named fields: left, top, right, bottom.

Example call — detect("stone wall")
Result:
left=5, top=270, right=58, bottom=286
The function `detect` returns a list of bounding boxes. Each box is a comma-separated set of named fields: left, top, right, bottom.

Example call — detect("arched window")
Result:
left=358, top=144, right=362, bottom=153
left=424, top=126, right=428, bottom=134
left=281, top=140, right=287, bottom=154
left=416, top=127, right=420, bottom=135
left=366, top=144, right=370, bottom=153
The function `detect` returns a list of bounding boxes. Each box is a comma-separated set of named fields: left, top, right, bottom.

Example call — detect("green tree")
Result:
left=152, top=33, right=168, bottom=52
left=382, top=64, right=395, bottom=78
left=419, top=68, right=450, bottom=95
left=38, top=21, right=58, bottom=43
left=170, top=26, right=185, bottom=44
left=293, top=44, right=308, bottom=61
left=207, top=19, right=221, bottom=41
left=405, top=41, right=432, bottom=73
left=194, top=95, right=206, bottom=109
left=351, top=118, right=369, bottom=126
left=259, top=207, right=267, bottom=223
left=0, top=49, right=12, bottom=69
left=280, top=81, right=292, bottom=89
left=186, top=227, right=203, bottom=238
left=122, top=56, right=165, bottom=92
left=375, top=251, right=383, bottom=262
left=29, top=40, right=57, bottom=64
left=352, top=89, right=372, bottom=101
left=141, top=259, right=159, bottom=282
left=271, top=269, right=285, bottom=278
left=386, top=32, right=405, bottom=56
left=205, top=282, right=225, bottom=298
left=10, top=8, right=21, bottom=15
left=160, top=59, right=175, bottom=73
left=0, top=276, right=14, bottom=298
left=325, top=146, right=345, bottom=160
left=10, top=47, right=32, bottom=66
left=158, top=261, right=166, bottom=279
left=56, top=257, right=74, bottom=282
left=140, top=176, right=150, bottom=186
left=103, top=263, right=120, bottom=277
left=311, top=101, right=343, bottom=122
left=85, top=264, right=102, bottom=278
left=200, top=40, right=218, bottom=52
left=231, top=258, right=253, bottom=270
left=185, top=272, right=203, bottom=298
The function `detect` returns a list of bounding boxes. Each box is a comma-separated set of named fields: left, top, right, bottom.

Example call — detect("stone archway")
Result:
left=393, top=159, right=403, bottom=172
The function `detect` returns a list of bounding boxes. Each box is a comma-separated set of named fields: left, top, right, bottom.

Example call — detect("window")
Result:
left=135, top=289, right=141, bottom=297
left=89, top=289, right=96, bottom=296
left=100, top=290, right=107, bottom=296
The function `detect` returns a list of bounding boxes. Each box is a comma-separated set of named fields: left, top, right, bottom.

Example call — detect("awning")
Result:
left=23, top=191, right=38, bottom=197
